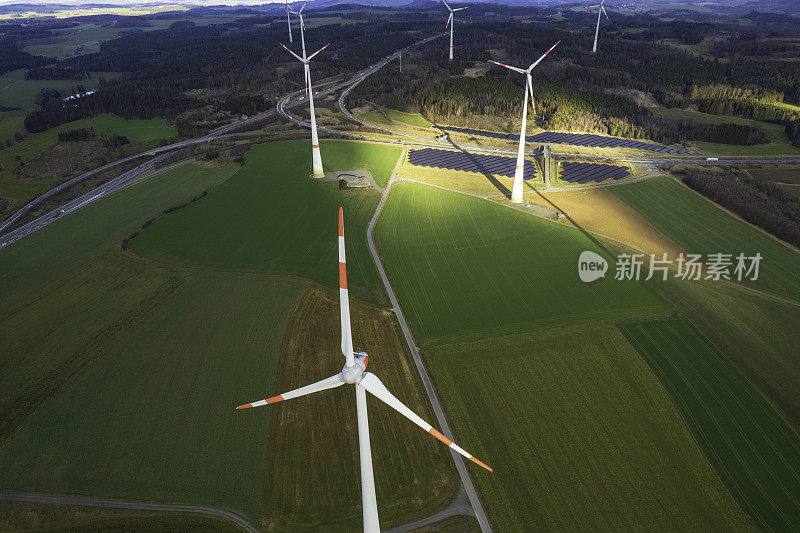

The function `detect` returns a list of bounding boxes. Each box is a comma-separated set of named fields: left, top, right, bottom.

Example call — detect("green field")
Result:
left=130, top=140, right=402, bottom=305
left=0, top=142, right=461, bottom=530
left=0, top=502, right=240, bottom=533
left=654, top=276, right=800, bottom=432
left=21, top=17, right=255, bottom=57
left=0, top=69, right=119, bottom=112
left=784, top=183, right=800, bottom=198
left=80, top=113, right=177, bottom=143
left=650, top=107, right=800, bottom=156
left=373, top=182, right=672, bottom=346
left=611, top=176, right=800, bottom=302
left=0, top=162, right=302, bottom=521
left=618, top=318, right=800, bottom=531
left=0, top=109, right=26, bottom=144
left=383, top=108, right=432, bottom=128
left=424, top=322, right=751, bottom=531
left=0, top=113, right=176, bottom=222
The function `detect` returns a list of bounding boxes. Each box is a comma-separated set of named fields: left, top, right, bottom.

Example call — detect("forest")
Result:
left=3, top=5, right=800, bottom=146
left=680, top=168, right=800, bottom=248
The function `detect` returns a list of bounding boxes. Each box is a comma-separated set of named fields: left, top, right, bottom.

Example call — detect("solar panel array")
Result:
left=559, top=162, right=630, bottom=184
left=408, top=148, right=537, bottom=180
left=440, top=126, right=695, bottom=154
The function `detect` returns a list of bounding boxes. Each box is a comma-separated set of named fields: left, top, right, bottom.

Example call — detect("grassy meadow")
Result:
left=650, top=106, right=800, bottom=156
left=0, top=69, right=119, bottom=112
left=130, top=140, right=403, bottom=305
left=618, top=318, right=800, bottom=531
left=610, top=176, right=800, bottom=302
left=423, top=322, right=752, bottom=531
left=373, top=182, right=672, bottom=346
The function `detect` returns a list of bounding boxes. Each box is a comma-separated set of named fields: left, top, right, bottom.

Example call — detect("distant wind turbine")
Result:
left=280, top=37, right=329, bottom=178
left=490, top=40, right=560, bottom=204
left=442, top=0, right=467, bottom=61
left=588, top=0, right=610, bottom=53
left=237, top=208, right=492, bottom=533
left=284, top=0, right=293, bottom=42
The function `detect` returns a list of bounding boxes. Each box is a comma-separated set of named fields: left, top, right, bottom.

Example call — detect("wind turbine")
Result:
left=280, top=8, right=327, bottom=178
left=442, top=0, right=467, bottom=61
left=490, top=40, right=560, bottom=204
left=588, top=0, right=609, bottom=53
left=284, top=0, right=293, bottom=43
left=237, top=208, right=492, bottom=533
left=287, top=2, right=310, bottom=94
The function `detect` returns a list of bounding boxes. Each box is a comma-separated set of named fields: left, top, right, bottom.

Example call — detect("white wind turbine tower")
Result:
left=588, top=0, right=610, bottom=53
left=442, top=0, right=467, bottom=61
left=281, top=8, right=326, bottom=178
left=490, top=40, right=560, bottom=204
left=237, top=207, right=492, bottom=533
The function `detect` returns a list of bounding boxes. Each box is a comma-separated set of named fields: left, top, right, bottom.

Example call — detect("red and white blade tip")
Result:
left=429, top=427, right=493, bottom=471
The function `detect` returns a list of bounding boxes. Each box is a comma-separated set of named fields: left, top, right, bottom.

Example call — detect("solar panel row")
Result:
left=559, top=162, right=630, bottom=184
left=440, top=126, right=694, bottom=154
left=408, top=148, right=537, bottom=180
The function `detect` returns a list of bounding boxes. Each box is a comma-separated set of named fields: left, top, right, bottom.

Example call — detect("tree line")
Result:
left=680, top=168, right=800, bottom=248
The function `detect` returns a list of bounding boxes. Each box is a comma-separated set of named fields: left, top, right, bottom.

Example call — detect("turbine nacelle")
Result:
left=340, top=352, right=368, bottom=384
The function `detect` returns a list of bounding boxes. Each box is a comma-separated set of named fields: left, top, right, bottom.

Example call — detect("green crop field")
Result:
left=0, top=113, right=176, bottom=223
left=130, top=140, right=402, bottom=305
left=373, top=182, right=672, bottom=346
left=611, top=176, right=800, bottom=302
left=0, top=142, right=462, bottom=530
left=0, top=162, right=305, bottom=522
left=424, top=322, right=751, bottom=531
left=617, top=318, right=800, bottom=531
left=654, top=276, right=800, bottom=432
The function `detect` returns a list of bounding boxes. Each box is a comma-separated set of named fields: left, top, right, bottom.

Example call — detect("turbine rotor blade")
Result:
left=339, top=208, right=355, bottom=368
left=441, top=0, right=452, bottom=11
left=453, top=6, right=467, bottom=11
left=307, top=42, right=331, bottom=61
left=358, top=373, right=493, bottom=472
left=602, top=5, right=609, bottom=19
left=528, top=40, right=560, bottom=71
left=280, top=42, right=305, bottom=63
left=488, top=59, right=525, bottom=74
left=236, top=373, right=343, bottom=409
left=527, top=73, right=535, bottom=115
left=445, top=13, right=452, bottom=29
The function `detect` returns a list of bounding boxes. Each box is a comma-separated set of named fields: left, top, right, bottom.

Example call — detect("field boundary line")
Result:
left=0, top=493, right=260, bottom=533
